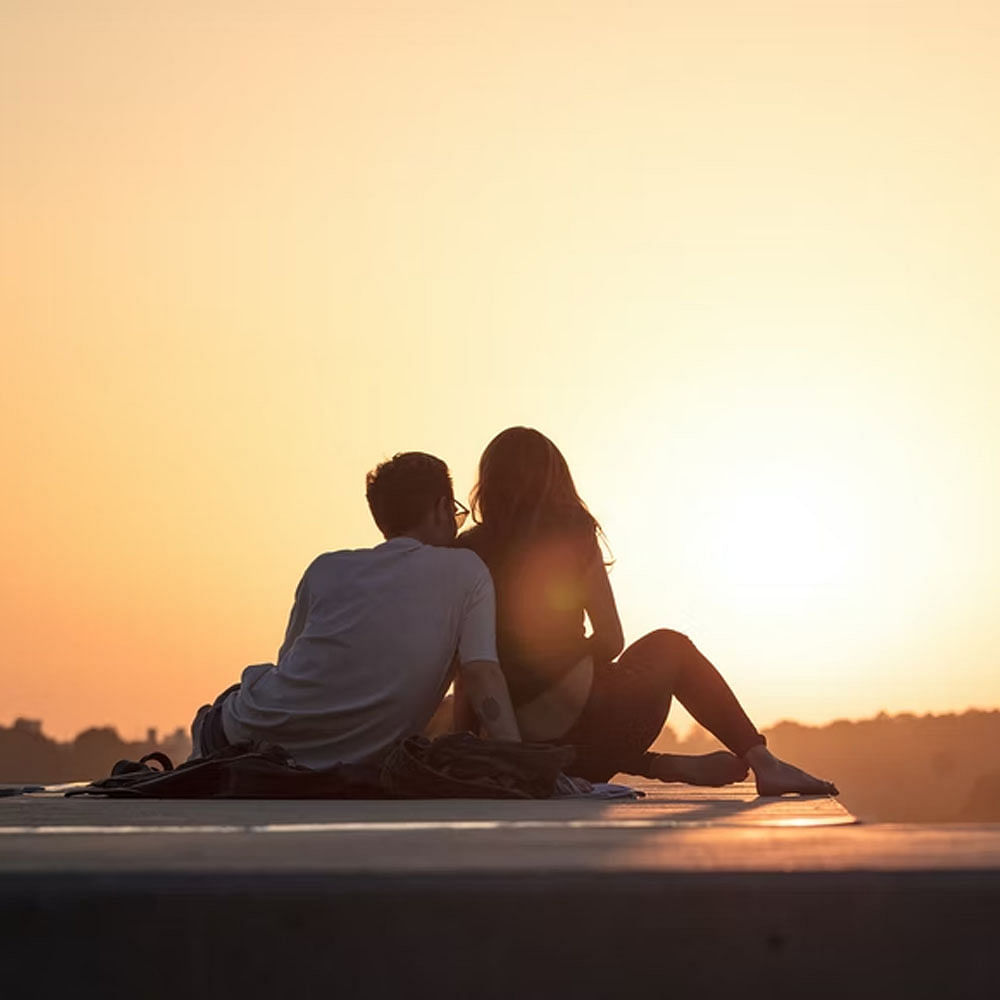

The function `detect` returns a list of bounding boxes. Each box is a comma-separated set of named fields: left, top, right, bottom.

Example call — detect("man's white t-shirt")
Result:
left=222, top=536, right=498, bottom=768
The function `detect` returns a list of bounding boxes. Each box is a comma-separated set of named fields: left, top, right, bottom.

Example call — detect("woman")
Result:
left=454, top=426, right=838, bottom=795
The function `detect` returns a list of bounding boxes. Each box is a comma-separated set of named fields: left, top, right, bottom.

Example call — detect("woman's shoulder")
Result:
left=461, top=515, right=596, bottom=545
left=455, top=523, right=502, bottom=564
left=454, top=523, right=486, bottom=552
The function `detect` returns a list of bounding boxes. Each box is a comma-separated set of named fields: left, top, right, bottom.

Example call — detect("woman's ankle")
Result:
left=743, top=743, right=774, bottom=770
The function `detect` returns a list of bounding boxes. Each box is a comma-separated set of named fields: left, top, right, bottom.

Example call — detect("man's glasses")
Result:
left=454, top=499, right=470, bottom=529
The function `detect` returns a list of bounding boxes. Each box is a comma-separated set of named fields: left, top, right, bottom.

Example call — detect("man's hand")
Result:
left=457, top=660, right=521, bottom=742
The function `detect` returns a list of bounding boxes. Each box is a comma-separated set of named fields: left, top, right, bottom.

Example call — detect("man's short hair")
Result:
left=365, top=452, right=453, bottom=537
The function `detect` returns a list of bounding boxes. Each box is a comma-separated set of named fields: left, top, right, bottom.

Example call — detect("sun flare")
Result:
left=699, top=475, right=859, bottom=589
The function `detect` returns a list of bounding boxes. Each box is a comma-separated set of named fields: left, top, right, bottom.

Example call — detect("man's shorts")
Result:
left=189, top=683, right=240, bottom=759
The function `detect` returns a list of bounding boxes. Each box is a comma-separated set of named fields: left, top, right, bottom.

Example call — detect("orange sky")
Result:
left=2, top=2, right=999, bottom=740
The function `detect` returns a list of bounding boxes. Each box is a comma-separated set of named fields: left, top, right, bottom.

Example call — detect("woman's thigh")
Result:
left=561, top=629, right=689, bottom=779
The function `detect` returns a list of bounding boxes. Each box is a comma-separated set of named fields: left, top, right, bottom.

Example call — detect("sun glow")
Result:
left=3, top=2, right=999, bottom=737
left=696, top=468, right=862, bottom=590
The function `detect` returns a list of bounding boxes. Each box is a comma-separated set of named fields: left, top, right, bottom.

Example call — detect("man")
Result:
left=190, top=452, right=521, bottom=767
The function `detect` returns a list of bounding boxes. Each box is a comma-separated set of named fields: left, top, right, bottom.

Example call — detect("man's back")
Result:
left=222, top=537, right=496, bottom=768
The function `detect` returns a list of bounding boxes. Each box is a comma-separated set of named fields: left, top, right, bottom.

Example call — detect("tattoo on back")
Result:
left=481, top=696, right=501, bottom=722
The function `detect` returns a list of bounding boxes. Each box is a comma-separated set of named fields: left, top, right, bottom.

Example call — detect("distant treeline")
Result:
left=0, top=719, right=192, bottom=785
left=4, top=710, right=999, bottom=821
left=652, top=708, right=1000, bottom=822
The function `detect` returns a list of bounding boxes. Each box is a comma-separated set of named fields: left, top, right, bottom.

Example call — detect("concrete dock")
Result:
left=2, top=780, right=998, bottom=998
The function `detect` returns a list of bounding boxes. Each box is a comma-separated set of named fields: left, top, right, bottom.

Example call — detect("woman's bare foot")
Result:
left=744, top=745, right=839, bottom=797
left=647, top=751, right=750, bottom=787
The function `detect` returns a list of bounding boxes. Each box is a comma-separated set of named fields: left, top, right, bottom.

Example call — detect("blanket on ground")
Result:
left=65, top=732, right=577, bottom=800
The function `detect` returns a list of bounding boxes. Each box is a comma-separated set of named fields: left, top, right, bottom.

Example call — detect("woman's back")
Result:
left=456, top=518, right=599, bottom=705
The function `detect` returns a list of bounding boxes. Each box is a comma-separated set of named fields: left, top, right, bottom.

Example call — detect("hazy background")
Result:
left=3, top=1, right=998, bottom=741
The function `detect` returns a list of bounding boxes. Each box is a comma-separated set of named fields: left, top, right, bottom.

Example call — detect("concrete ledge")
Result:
left=3, top=868, right=999, bottom=999
left=3, top=784, right=996, bottom=998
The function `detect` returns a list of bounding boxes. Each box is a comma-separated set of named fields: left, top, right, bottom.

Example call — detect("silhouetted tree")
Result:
left=0, top=720, right=192, bottom=784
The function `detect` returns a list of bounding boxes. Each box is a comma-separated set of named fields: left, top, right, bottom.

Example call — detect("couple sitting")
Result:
left=191, top=427, right=837, bottom=797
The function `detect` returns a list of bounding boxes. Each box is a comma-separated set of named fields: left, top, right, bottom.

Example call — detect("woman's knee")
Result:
left=619, top=629, right=693, bottom=686
left=634, top=628, right=692, bottom=656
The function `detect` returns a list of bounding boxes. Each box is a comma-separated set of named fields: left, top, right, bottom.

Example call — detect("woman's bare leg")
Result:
left=644, top=751, right=748, bottom=786
left=564, top=629, right=838, bottom=794
left=643, top=630, right=839, bottom=796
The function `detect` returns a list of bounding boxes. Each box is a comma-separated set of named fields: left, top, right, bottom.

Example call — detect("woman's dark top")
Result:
left=455, top=519, right=602, bottom=706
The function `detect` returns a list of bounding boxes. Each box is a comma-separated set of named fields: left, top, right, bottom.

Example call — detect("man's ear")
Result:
left=438, top=495, right=457, bottom=539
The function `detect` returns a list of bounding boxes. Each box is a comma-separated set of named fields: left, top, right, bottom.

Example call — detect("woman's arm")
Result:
left=583, top=556, right=625, bottom=662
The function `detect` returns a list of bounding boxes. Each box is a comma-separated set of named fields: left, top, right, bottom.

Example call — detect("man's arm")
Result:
left=452, top=671, right=480, bottom=734
left=457, top=659, right=521, bottom=742
left=453, top=557, right=519, bottom=739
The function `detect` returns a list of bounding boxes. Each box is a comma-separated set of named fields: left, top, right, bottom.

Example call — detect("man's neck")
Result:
left=386, top=529, right=432, bottom=546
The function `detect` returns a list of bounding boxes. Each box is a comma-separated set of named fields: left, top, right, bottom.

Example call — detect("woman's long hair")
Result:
left=470, top=427, right=611, bottom=562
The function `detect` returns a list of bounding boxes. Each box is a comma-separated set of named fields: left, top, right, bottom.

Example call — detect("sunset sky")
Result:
left=3, top=2, right=999, bottom=741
